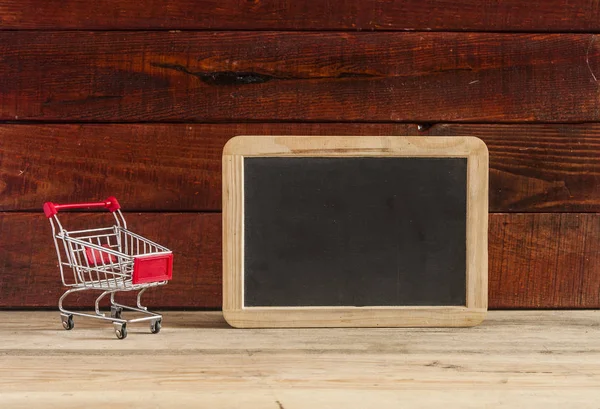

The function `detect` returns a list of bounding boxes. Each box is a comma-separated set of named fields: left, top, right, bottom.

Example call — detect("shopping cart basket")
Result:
left=43, top=197, right=173, bottom=339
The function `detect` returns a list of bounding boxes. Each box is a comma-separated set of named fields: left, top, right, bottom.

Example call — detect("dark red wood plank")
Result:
left=489, top=213, right=600, bottom=309
left=0, top=212, right=222, bottom=308
left=424, top=124, right=600, bottom=213
left=2, top=124, right=600, bottom=212
left=1, top=212, right=598, bottom=308
left=0, top=124, right=228, bottom=212
left=1, top=32, right=599, bottom=122
left=1, top=0, right=600, bottom=31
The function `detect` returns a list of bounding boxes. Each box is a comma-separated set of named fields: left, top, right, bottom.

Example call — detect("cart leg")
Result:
left=58, top=287, right=88, bottom=331
left=58, top=287, right=88, bottom=313
left=95, top=290, right=116, bottom=317
left=111, top=286, right=163, bottom=326
left=110, top=305, right=123, bottom=319
left=136, top=288, right=148, bottom=311
left=109, top=292, right=123, bottom=318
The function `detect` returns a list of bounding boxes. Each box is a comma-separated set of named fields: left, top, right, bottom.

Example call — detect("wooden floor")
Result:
left=0, top=311, right=598, bottom=408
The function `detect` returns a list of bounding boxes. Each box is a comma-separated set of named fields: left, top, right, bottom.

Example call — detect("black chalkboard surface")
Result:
left=244, top=157, right=467, bottom=307
left=223, top=136, right=488, bottom=328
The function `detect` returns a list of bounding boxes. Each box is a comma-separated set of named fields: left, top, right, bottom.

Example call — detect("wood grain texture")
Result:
left=0, top=212, right=222, bottom=308
left=2, top=123, right=600, bottom=212
left=490, top=213, right=600, bottom=309
left=1, top=212, right=598, bottom=309
left=222, top=136, right=487, bottom=327
left=425, top=124, right=600, bottom=213
left=0, top=124, right=226, bottom=212
left=0, top=311, right=599, bottom=408
left=1, top=32, right=600, bottom=122
left=1, top=0, right=600, bottom=31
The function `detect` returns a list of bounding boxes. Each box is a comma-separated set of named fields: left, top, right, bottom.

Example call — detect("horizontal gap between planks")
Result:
left=5, top=209, right=224, bottom=214
left=5, top=120, right=600, bottom=126
left=2, top=28, right=600, bottom=34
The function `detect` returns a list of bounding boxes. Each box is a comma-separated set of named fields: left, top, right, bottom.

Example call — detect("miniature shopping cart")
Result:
left=44, top=197, right=173, bottom=339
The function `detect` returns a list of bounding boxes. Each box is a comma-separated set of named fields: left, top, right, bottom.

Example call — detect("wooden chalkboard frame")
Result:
left=223, top=136, right=488, bottom=328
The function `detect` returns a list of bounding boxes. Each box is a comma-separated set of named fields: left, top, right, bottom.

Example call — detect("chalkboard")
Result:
left=244, top=157, right=467, bottom=307
left=223, top=136, right=488, bottom=328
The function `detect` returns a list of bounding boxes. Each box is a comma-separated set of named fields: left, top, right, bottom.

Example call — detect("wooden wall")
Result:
left=1, top=1, right=599, bottom=309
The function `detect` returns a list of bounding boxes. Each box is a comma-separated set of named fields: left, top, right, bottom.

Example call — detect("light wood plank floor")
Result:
left=0, top=311, right=598, bottom=408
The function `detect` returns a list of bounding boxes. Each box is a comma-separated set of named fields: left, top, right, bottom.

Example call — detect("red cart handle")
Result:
left=43, top=197, right=121, bottom=218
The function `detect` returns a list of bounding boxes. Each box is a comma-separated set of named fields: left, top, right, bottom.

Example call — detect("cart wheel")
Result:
left=110, top=306, right=123, bottom=319
left=61, top=314, right=74, bottom=330
left=115, top=323, right=127, bottom=340
left=150, top=319, right=162, bottom=334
